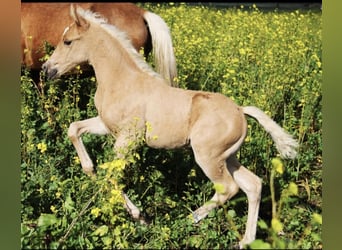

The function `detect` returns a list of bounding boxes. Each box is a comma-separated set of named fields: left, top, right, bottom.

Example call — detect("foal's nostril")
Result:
left=46, top=68, right=58, bottom=80
left=41, top=62, right=58, bottom=80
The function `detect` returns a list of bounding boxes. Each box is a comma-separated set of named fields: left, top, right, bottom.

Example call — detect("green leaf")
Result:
left=64, top=194, right=75, bottom=212
left=37, top=213, right=58, bottom=228
left=93, top=225, right=109, bottom=236
left=258, top=219, right=269, bottom=230
left=227, top=209, right=236, bottom=218
left=249, top=239, right=272, bottom=249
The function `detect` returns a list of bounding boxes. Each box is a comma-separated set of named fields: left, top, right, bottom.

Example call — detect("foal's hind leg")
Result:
left=227, top=156, right=262, bottom=248
left=191, top=152, right=240, bottom=223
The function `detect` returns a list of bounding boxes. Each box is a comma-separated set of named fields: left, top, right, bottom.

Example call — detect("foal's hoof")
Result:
left=84, top=170, right=96, bottom=178
left=137, top=213, right=152, bottom=226
left=192, top=212, right=201, bottom=223
left=82, top=166, right=96, bottom=177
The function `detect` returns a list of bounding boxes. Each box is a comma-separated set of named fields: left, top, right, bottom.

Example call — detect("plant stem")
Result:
left=270, top=169, right=277, bottom=219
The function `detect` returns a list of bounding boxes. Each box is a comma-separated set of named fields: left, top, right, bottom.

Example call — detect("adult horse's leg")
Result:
left=68, top=116, right=110, bottom=175
left=227, top=156, right=262, bottom=248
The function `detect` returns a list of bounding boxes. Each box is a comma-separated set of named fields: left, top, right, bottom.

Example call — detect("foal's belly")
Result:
left=145, top=126, right=190, bottom=149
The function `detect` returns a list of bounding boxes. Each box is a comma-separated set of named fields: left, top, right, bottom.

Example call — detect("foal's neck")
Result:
left=88, top=28, right=142, bottom=88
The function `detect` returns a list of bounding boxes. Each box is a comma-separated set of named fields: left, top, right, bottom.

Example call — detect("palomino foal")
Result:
left=42, top=5, right=298, bottom=248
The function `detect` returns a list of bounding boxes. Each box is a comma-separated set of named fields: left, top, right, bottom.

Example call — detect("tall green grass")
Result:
left=21, top=3, right=321, bottom=249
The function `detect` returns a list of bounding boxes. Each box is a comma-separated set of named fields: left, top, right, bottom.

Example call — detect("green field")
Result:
left=21, top=3, right=322, bottom=249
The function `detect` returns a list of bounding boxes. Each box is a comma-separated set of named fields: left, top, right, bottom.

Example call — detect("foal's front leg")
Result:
left=68, top=116, right=110, bottom=175
left=114, top=133, right=149, bottom=225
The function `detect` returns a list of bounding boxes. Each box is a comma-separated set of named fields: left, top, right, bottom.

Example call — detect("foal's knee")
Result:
left=68, top=122, right=79, bottom=141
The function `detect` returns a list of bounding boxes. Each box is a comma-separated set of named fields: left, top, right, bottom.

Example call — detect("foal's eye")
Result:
left=64, top=40, right=72, bottom=46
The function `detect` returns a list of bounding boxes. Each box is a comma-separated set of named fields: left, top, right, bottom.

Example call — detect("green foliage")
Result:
left=21, top=3, right=321, bottom=249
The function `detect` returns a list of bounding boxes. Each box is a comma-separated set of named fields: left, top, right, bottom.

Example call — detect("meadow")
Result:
left=21, top=3, right=322, bottom=249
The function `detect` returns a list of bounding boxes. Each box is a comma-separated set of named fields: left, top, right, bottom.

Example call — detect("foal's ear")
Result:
left=70, top=4, right=89, bottom=29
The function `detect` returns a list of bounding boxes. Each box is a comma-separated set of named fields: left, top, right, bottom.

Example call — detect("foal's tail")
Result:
left=243, top=106, right=298, bottom=159
left=143, top=11, right=178, bottom=87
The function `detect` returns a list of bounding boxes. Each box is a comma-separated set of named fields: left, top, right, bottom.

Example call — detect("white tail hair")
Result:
left=143, top=11, right=177, bottom=87
left=243, top=106, right=298, bottom=159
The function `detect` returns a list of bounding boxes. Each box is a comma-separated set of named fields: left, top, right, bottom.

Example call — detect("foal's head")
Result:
left=42, top=5, right=100, bottom=80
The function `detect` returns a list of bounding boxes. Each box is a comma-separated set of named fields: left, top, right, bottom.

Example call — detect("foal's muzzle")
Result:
left=42, top=62, right=58, bottom=80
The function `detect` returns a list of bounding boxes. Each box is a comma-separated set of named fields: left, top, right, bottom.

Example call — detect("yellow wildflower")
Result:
left=312, top=213, right=322, bottom=225
left=146, top=121, right=153, bottom=132
left=272, top=158, right=284, bottom=175
left=271, top=218, right=283, bottom=233
left=91, top=207, right=101, bottom=218
left=37, top=142, right=47, bottom=153
left=288, top=182, right=298, bottom=196
left=73, top=156, right=80, bottom=164
left=213, top=183, right=226, bottom=194
left=55, top=191, right=61, bottom=199
left=37, top=187, right=44, bottom=194
left=239, top=48, right=246, bottom=55
left=50, top=205, right=57, bottom=213
left=111, top=159, right=126, bottom=171
left=109, top=189, right=124, bottom=204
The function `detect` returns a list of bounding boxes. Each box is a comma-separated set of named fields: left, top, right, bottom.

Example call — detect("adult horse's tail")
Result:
left=143, top=11, right=177, bottom=87
left=243, top=106, right=298, bottom=159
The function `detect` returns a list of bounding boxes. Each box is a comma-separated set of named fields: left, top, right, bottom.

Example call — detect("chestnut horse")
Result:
left=21, top=2, right=177, bottom=85
left=42, top=5, right=298, bottom=248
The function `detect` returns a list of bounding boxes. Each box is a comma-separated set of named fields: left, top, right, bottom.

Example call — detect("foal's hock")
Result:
left=42, top=5, right=298, bottom=248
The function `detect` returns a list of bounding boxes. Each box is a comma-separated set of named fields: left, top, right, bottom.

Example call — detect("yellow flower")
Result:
left=239, top=48, right=246, bottom=55
left=189, top=168, right=196, bottom=177
left=271, top=158, right=284, bottom=175
left=213, top=183, right=225, bottom=194
left=37, top=142, right=47, bottom=153
left=288, top=182, right=298, bottom=196
left=55, top=191, right=61, bottom=199
left=109, top=189, right=124, bottom=204
left=99, top=162, right=110, bottom=170
left=271, top=218, right=283, bottom=233
left=73, top=156, right=80, bottom=164
left=111, top=159, right=126, bottom=171
left=91, top=207, right=101, bottom=218
left=50, top=205, right=57, bottom=213
left=145, top=121, right=153, bottom=132
left=312, top=213, right=322, bottom=225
